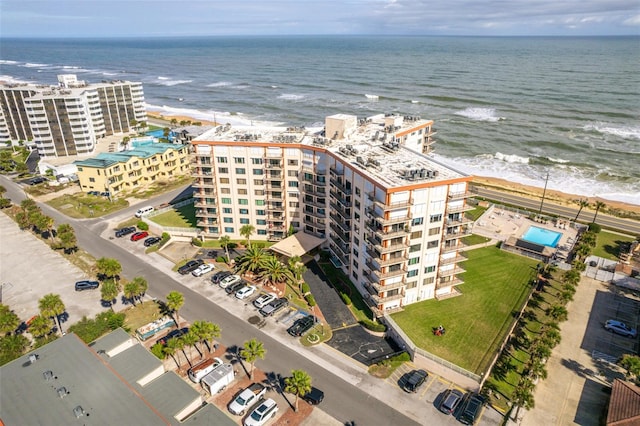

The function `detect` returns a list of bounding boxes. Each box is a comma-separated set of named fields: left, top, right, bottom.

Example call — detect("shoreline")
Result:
left=146, top=111, right=218, bottom=127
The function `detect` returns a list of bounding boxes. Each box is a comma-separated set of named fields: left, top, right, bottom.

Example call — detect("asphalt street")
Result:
left=0, top=176, right=420, bottom=426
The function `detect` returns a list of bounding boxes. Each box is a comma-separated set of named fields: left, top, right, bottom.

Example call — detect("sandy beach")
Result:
left=146, top=111, right=218, bottom=127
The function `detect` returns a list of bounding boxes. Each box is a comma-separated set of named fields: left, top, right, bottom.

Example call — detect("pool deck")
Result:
left=474, top=205, right=580, bottom=260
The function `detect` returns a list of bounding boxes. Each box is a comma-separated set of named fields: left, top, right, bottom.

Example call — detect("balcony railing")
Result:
left=446, top=204, right=475, bottom=214
left=372, top=267, right=407, bottom=280
left=367, top=193, right=414, bottom=211
left=436, top=276, right=465, bottom=289
left=443, top=228, right=472, bottom=241
left=329, top=178, right=352, bottom=195
left=366, top=235, right=409, bottom=253
left=367, top=209, right=412, bottom=225
left=377, top=254, right=408, bottom=267
left=441, top=241, right=469, bottom=253
left=439, top=254, right=468, bottom=265
left=373, top=227, right=409, bottom=241
left=448, top=191, right=473, bottom=200
left=370, top=280, right=406, bottom=292
left=329, top=224, right=350, bottom=245
left=329, top=166, right=344, bottom=176
left=445, top=216, right=474, bottom=226
left=438, top=266, right=466, bottom=277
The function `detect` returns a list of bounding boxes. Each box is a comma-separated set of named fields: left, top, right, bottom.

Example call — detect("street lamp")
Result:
left=538, top=171, right=550, bottom=215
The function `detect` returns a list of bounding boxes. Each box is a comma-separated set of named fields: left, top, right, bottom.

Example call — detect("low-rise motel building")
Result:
left=191, top=113, right=474, bottom=315
left=74, top=140, right=189, bottom=196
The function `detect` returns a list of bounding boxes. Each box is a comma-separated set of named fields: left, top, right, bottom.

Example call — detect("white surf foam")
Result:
left=145, top=103, right=281, bottom=128
left=455, top=107, right=504, bottom=122
left=23, top=63, right=49, bottom=68
left=207, top=81, right=233, bottom=87
left=365, top=94, right=379, bottom=100
left=278, top=94, right=304, bottom=101
left=411, top=100, right=420, bottom=104
left=0, top=60, right=19, bottom=65
left=494, top=152, right=529, bottom=164
left=584, top=123, right=640, bottom=140
left=154, top=77, right=193, bottom=86
left=547, top=157, right=570, bottom=164
left=0, top=75, right=32, bottom=84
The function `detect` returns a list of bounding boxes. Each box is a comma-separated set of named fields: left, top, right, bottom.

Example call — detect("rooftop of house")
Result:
left=74, top=140, right=186, bottom=168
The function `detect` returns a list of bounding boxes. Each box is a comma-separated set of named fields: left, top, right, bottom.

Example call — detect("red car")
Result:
left=131, top=231, right=149, bottom=241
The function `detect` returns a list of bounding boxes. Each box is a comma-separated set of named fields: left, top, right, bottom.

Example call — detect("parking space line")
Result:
left=420, top=375, right=436, bottom=398
left=436, top=376, right=453, bottom=387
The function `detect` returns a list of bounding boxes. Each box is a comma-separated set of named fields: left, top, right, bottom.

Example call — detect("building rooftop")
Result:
left=194, top=113, right=468, bottom=189
left=74, top=140, right=185, bottom=168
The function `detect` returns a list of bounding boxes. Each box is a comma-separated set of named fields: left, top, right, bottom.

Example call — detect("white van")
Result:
left=201, top=362, right=235, bottom=395
left=135, top=206, right=154, bottom=217
left=188, top=357, right=223, bottom=383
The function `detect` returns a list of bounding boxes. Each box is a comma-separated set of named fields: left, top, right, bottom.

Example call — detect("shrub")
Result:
left=588, top=222, right=601, bottom=233
left=360, top=319, right=387, bottom=332
left=137, top=220, right=149, bottom=231
left=151, top=343, right=166, bottom=359
left=217, top=256, right=227, bottom=263
left=340, top=292, right=352, bottom=305
left=67, top=311, right=126, bottom=343
left=0, top=198, right=11, bottom=209
left=301, top=282, right=310, bottom=294
left=191, top=237, right=203, bottom=247
left=305, top=294, right=317, bottom=307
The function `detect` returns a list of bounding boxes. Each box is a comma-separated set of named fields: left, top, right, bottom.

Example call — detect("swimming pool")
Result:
left=145, top=129, right=166, bottom=138
left=522, top=226, right=562, bottom=248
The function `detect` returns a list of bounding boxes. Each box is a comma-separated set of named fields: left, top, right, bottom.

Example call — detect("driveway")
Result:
left=303, top=261, right=357, bottom=329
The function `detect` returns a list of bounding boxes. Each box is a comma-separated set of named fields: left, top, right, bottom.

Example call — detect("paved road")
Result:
left=471, top=186, right=640, bottom=235
left=0, top=176, right=420, bottom=426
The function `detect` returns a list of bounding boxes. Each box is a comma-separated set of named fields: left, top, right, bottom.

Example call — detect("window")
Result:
left=288, top=159, right=299, bottom=166
left=423, top=277, right=435, bottom=285
left=223, top=217, right=233, bottom=223
left=220, top=188, right=231, bottom=194
left=236, top=168, right=246, bottom=174
left=224, top=227, right=234, bottom=233
left=223, top=208, right=232, bottom=214
left=239, top=208, right=249, bottom=214
left=218, top=167, right=229, bottom=174
left=408, top=257, right=419, bottom=265
left=289, top=202, right=299, bottom=208
left=354, top=237, right=359, bottom=245
left=430, top=214, right=442, bottom=223
left=406, top=281, right=417, bottom=289
left=255, top=200, right=265, bottom=206
left=429, top=227, right=440, bottom=236
left=257, top=229, right=267, bottom=235
left=251, top=158, right=263, bottom=165
left=355, top=188, right=361, bottom=196
left=253, top=169, right=263, bottom=175
left=217, top=157, right=228, bottom=163
left=237, top=178, right=247, bottom=185
left=253, top=179, right=264, bottom=185
left=257, top=219, right=266, bottom=225
left=427, top=240, right=439, bottom=249
left=240, top=218, right=250, bottom=224
left=409, top=244, right=421, bottom=253
left=352, top=248, right=359, bottom=257
left=255, top=190, right=264, bottom=196
left=412, top=217, right=424, bottom=226
left=256, top=209, right=265, bottom=215
left=288, top=181, right=299, bottom=187
left=238, top=199, right=248, bottom=205
left=288, top=170, right=298, bottom=177
left=407, top=269, right=418, bottom=277
left=238, top=188, right=247, bottom=194
left=89, top=177, right=95, bottom=182
left=411, top=230, right=423, bottom=239
left=352, top=271, right=359, bottom=280
left=424, top=265, right=436, bottom=273
left=221, top=198, right=232, bottom=204
left=219, top=178, right=230, bottom=184
left=234, top=157, right=245, bottom=164
left=352, top=259, right=359, bottom=268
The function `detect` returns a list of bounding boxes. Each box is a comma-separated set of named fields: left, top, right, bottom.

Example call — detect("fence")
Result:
left=144, top=198, right=200, bottom=238
left=147, top=198, right=194, bottom=218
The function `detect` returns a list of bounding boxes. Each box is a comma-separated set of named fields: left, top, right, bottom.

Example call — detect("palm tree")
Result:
left=258, top=256, right=293, bottom=287
left=95, top=257, right=122, bottom=285
left=592, top=201, right=606, bottom=223
left=234, top=245, right=269, bottom=276
left=580, top=231, right=597, bottom=248
left=240, top=338, right=266, bottom=380
left=219, top=235, right=231, bottom=264
left=164, top=337, right=184, bottom=369
left=512, top=378, right=535, bottom=419
left=0, top=334, right=30, bottom=362
left=191, top=320, right=221, bottom=354
left=124, top=281, right=141, bottom=306
left=20, top=198, right=38, bottom=214
left=100, top=279, right=120, bottom=310
left=239, top=224, right=255, bottom=247
left=0, top=304, right=20, bottom=336
left=574, top=199, right=589, bottom=222
left=562, top=269, right=581, bottom=287
left=288, top=256, right=307, bottom=290
left=181, top=331, right=200, bottom=362
left=284, top=369, right=312, bottom=412
left=38, top=293, right=66, bottom=336
left=28, top=315, right=53, bottom=339
left=170, top=118, right=178, bottom=128
left=541, top=328, right=561, bottom=348
left=56, top=223, right=77, bottom=253
left=546, top=304, right=568, bottom=322
left=120, top=136, right=130, bottom=150
left=166, top=291, right=184, bottom=326
left=0, top=185, right=5, bottom=197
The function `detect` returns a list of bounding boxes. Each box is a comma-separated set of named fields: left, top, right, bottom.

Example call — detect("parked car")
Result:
left=115, top=226, right=136, bottom=238
left=219, top=274, right=242, bottom=289
left=87, top=190, right=100, bottom=195
left=244, top=398, right=278, bottom=426
left=302, top=387, right=324, bottom=405
left=226, top=281, right=246, bottom=295
left=403, top=369, right=428, bottom=393
left=131, top=231, right=149, bottom=241
left=75, top=280, right=99, bottom=291
left=144, top=236, right=162, bottom=247
left=178, top=259, right=204, bottom=275
left=28, top=177, right=46, bottom=185
left=459, top=393, right=485, bottom=425
left=192, top=263, right=215, bottom=277
left=236, top=285, right=257, bottom=300
left=287, top=316, right=315, bottom=337
left=135, top=206, right=154, bottom=217
left=211, top=271, right=232, bottom=284
left=259, top=297, right=289, bottom=317
left=228, top=383, right=267, bottom=416
left=253, top=292, right=277, bottom=309
left=156, top=327, right=189, bottom=346
left=439, top=389, right=464, bottom=415
left=604, top=319, right=637, bottom=337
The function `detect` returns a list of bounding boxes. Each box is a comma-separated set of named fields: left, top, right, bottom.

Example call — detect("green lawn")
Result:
left=461, top=234, right=492, bottom=246
left=47, top=194, right=129, bottom=218
left=391, top=247, right=537, bottom=374
left=592, top=230, right=635, bottom=260
left=150, top=203, right=197, bottom=228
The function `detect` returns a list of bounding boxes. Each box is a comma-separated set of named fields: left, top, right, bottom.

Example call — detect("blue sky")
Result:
left=1, top=0, right=639, bottom=37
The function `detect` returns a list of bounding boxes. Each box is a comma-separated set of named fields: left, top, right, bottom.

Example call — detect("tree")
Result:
left=219, top=235, right=231, bottom=264
left=190, top=320, right=221, bottom=354
left=546, top=305, right=568, bottom=322
left=593, top=201, right=606, bottom=223
left=38, top=214, right=55, bottom=239
left=181, top=331, right=200, bottom=363
left=541, top=328, right=561, bottom=349
left=0, top=334, right=30, bottom=365
left=239, top=224, right=255, bottom=247
left=20, top=198, right=38, bottom=214
left=0, top=185, right=5, bottom=197
left=0, top=304, right=20, bottom=336
left=574, top=199, right=589, bottom=222
left=95, top=257, right=122, bottom=284
left=258, top=256, right=293, bottom=287
left=164, top=337, right=184, bottom=369
left=241, top=338, right=266, bottom=380
left=619, top=354, right=640, bottom=379
left=512, top=378, right=535, bottom=419
left=170, top=118, right=178, bottom=128
left=15, top=211, right=30, bottom=230
left=288, top=256, right=307, bottom=291
left=284, top=369, right=312, bottom=412
left=28, top=315, right=53, bottom=339
left=124, top=281, right=140, bottom=306
left=55, top=223, right=78, bottom=253
left=100, top=279, right=120, bottom=310
left=562, top=269, right=581, bottom=287
left=121, top=136, right=130, bottom=150
left=234, top=245, right=269, bottom=276
left=580, top=231, right=597, bottom=248
left=38, top=294, right=66, bottom=336
left=166, top=291, right=184, bottom=326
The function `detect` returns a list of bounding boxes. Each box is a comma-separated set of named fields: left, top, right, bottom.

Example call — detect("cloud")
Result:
left=623, top=14, right=640, bottom=26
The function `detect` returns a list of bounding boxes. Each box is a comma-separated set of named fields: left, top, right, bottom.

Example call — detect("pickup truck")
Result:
left=228, top=383, right=267, bottom=416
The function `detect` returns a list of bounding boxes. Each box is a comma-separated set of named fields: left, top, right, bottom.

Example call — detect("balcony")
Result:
left=332, top=239, right=350, bottom=257
left=438, top=265, right=466, bottom=277
left=266, top=214, right=284, bottom=220
left=443, top=228, right=472, bottom=241
left=439, top=253, right=468, bottom=265
left=193, top=169, right=213, bottom=178
left=304, top=198, right=326, bottom=209
left=192, top=180, right=216, bottom=189
left=436, top=276, right=465, bottom=289
left=329, top=201, right=350, bottom=218
left=266, top=204, right=285, bottom=212
left=448, top=191, right=473, bottom=200
left=329, top=190, right=351, bottom=208
left=367, top=193, right=414, bottom=210
left=196, top=209, right=218, bottom=218
left=329, top=166, right=344, bottom=176
left=445, top=216, right=474, bottom=226
left=377, top=254, right=408, bottom=267
left=370, top=280, right=406, bottom=292
left=366, top=235, right=409, bottom=253
left=367, top=209, right=412, bottom=225
left=264, top=161, right=283, bottom=170
left=197, top=220, right=219, bottom=227
left=372, top=227, right=409, bottom=241
left=329, top=178, right=352, bottom=195
left=441, top=241, right=468, bottom=253
left=370, top=292, right=404, bottom=304
left=329, top=224, right=350, bottom=245
left=329, top=244, right=348, bottom=265
left=446, top=204, right=475, bottom=214
left=266, top=192, right=283, bottom=201
left=268, top=224, right=286, bottom=231
left=372, top=267, right=407, bottom=280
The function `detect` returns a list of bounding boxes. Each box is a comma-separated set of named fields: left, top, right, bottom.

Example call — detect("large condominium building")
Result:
left=191, top=113, right=473, bottom=315
left=0, top=75, right=146, bottom=157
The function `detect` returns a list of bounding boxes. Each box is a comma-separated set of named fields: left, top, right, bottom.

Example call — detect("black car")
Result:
left=75, top=280, right=99, bottom=291
left=87, top=190, right=100, bottom=196
left=29, top=177, right=46, bottom=185
left=403, top=369, right=428, bottom=393
left=302, top=387, right=324, bottom=405
left=156, top=327, right=189, bottom=346
left=225, top=281, right=246, bottom=294
left=144, top=236, right=162, bottom=247
left=178, top=259, right=204, bottom=275
left=115, top=226, right=136, bottom=238
left=211, top=271, right=232, bottom=284
left=287, top=315, right=315, bottom=337
left=459, top=393, right=485, bottom=425
left=259, top=297, right=289, bottom=317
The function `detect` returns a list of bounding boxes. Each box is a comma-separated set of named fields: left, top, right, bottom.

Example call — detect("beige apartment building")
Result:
left=74, top=140, right=189, bottom=195
left=191, top=113, right=473, bottom=315
left=0, top=75, right=146, bottom=157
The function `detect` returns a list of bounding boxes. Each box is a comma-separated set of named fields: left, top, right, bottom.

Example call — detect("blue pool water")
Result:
left=522, top=226, right=562, bottom=248
left=145, top=129, right=165, bottom=138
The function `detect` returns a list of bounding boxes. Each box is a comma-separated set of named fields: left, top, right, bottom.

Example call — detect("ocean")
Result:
left=1, top=36, right=639, bottom=205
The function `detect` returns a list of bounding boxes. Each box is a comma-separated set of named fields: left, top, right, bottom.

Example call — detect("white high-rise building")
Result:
left=191, top=113, right=473, bottom=315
